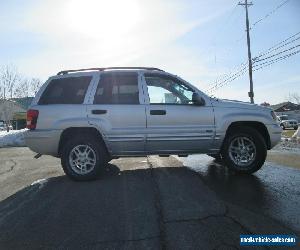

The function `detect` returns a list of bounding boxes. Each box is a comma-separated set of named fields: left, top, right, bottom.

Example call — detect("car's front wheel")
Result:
left=221, top=127, right=267, bottom=174
left=61, top=134, right=107, bottom=181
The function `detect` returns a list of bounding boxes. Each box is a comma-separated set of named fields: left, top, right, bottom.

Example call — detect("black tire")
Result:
left=280, top=124, right=285, bottom=130
left=61, top=133, right=108, bottom=181
left=294, top=126, right=298, bottom=130
left=221, top=127, right=267, bottom=174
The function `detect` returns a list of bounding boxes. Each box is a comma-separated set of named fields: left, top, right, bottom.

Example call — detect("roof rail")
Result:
left=57, top=67, right=164, bottom=75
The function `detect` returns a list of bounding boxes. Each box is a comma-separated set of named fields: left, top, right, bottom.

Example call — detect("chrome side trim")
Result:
left=146, top=136, right=213, bottom=141
left=107, top=135, right=145, bottom=142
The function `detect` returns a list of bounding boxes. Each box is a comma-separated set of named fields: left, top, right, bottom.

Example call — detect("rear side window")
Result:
left=94, top=72, right=139, bottom=104
left=38, top=76, right=92, bottom=105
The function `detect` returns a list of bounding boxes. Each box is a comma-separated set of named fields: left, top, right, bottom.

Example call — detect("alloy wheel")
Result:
left=69, top=145, right=97, bottom=175
left=228, top=137, right=256, bottom=168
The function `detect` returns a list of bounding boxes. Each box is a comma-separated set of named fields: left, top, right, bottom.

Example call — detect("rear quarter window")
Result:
left=38, top=76, right=92, bottom=105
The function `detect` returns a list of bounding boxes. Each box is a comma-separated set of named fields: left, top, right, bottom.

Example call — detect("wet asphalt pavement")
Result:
left=180, top=155, right=300, bottom=234
left=0, top=147, right=299, bottom=249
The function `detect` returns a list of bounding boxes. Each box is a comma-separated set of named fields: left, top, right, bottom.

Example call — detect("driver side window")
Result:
left=144, top=74, right=194, bottom=104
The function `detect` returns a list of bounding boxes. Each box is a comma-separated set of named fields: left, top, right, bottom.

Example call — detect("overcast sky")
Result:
left=0, top=0, right=299, bottom=104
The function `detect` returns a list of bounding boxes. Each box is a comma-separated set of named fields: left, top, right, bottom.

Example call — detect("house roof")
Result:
left=271, top=101, right=300, bottom=112
left=11, top=97, right=34, bottom=110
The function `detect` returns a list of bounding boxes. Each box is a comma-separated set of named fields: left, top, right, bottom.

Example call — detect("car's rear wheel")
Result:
left=61, top=134, right=107, bottom=181
left=294, top=126, right=298, bottom=130
left=221, top=127, right=267, bottom=174
left=280, top=124, right=285, bottom=130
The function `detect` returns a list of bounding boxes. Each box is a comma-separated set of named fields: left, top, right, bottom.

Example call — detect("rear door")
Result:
left=142, top=73, right=215, bottom=153
left=87, top=71, right=146, bottom=155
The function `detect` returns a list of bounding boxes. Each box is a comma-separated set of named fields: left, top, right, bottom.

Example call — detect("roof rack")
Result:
left=57, top=67, right=164, bottom=75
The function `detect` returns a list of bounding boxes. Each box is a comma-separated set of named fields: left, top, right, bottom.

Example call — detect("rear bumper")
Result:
left=24, top=129, right=62, bottom=157
left=266, top=123, right=282, bottom=149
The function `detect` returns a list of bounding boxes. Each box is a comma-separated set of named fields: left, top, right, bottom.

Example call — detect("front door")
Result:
left=143, top=73, right=215, bottom=154
left=87, top=72, right=146, bottom=155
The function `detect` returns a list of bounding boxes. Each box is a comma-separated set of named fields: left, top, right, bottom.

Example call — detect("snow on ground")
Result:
left=292, top=128, right=300, bottom=139
left=0, top=129, right=27, bottom=148
left=269, top=137, right=300, bottom=154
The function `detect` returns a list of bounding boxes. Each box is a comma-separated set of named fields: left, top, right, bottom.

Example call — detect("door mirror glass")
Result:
left=192, top=93, right=205, bottom=106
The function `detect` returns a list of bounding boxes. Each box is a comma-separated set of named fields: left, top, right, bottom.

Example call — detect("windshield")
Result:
left=279, top=116, right=288, bottom=121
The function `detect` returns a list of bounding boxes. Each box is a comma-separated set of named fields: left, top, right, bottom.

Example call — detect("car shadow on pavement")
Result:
left=0, top=161, right=298, bottom=249
left=196, top=160, right=267, bottom=209
left=0, top=163, right=162, bottom=249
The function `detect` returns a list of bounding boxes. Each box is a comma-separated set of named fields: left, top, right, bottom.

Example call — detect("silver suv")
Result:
left=25, top=67, right=282, bottom=181
left=277, top=115, right=298, bottom=130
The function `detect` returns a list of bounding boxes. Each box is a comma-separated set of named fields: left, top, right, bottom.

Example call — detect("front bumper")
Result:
left=266, top=123, right=282, bottom=149
left=24, top=129, right=62, bottom=157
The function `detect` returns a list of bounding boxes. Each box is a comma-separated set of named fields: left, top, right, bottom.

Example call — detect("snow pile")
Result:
left=275, top=138, right=300, bottom=152
left=0, top=129, right=27, bottom=147
left=292, top=128, right=300, bottom=140
left=281, top=128, right=300, bottom=146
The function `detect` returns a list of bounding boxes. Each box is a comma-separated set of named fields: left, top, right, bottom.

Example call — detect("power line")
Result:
left=253, top=31, right=300, bottom=58
left=250, top=0, right=291, bottom=30
left=253, top=44, right=300, bottom=63
left=208, top=66, right=248, bottom=94
left=209, top=46, right=300, bottom=93
left=216, top=67, right=248, bottom=89
left=211, top=61, right=247, bottom=86
left=208, top=10, right=298, bottom=96
left=254, top=51, right=298, bottom=68
left=208, top=63, right=247, bottom=90
left=209, top=33, right=300, bottom=94
left=208, top=63, right=248, bottom=93
left=254, top=36, right=300, bottom=60
left=208, top=39, right=300, bottom=94
left=253, top=49, right=300, bottom=71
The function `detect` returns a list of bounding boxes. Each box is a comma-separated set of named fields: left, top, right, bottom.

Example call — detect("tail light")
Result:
left=27, top=109, right=39, bottom=130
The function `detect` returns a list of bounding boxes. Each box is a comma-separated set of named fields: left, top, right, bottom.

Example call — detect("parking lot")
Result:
left=0, top=147, right=299, bottom=249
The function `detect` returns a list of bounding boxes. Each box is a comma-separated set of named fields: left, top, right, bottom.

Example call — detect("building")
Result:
left=0, top=97, right=33, bottom=129
left=271, top=101, right=300, bottom=122
left=271, top=101, right=299, bottom=112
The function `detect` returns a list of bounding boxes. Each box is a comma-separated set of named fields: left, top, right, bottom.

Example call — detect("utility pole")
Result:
left=238, top=0, right=254, bottom=103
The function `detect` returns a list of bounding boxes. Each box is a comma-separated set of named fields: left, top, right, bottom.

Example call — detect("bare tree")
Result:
left=13, top=77, right=43, bottom=98
left=30, top=78, right=42, bottom=96
left=287, top=92, right=300, bottom=105
left=260, top=102, right=270, bottom=107
left=14, top=78, right=30, bottom=98
left=0, top=64, right=21, bottom=99
left=0, top=64, right=22, bottom=131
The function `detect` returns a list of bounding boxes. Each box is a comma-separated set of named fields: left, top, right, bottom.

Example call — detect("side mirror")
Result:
left=192, top=93, right=205, bottom=106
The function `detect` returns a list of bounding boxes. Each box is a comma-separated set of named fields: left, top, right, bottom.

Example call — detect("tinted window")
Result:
left=94, top=73, right=139, bottom=104
left=39, top=76, right=92, bottom=105
left=144, top=74, right=194, bottom=104
left=279, top=116, right=288, bottom=121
